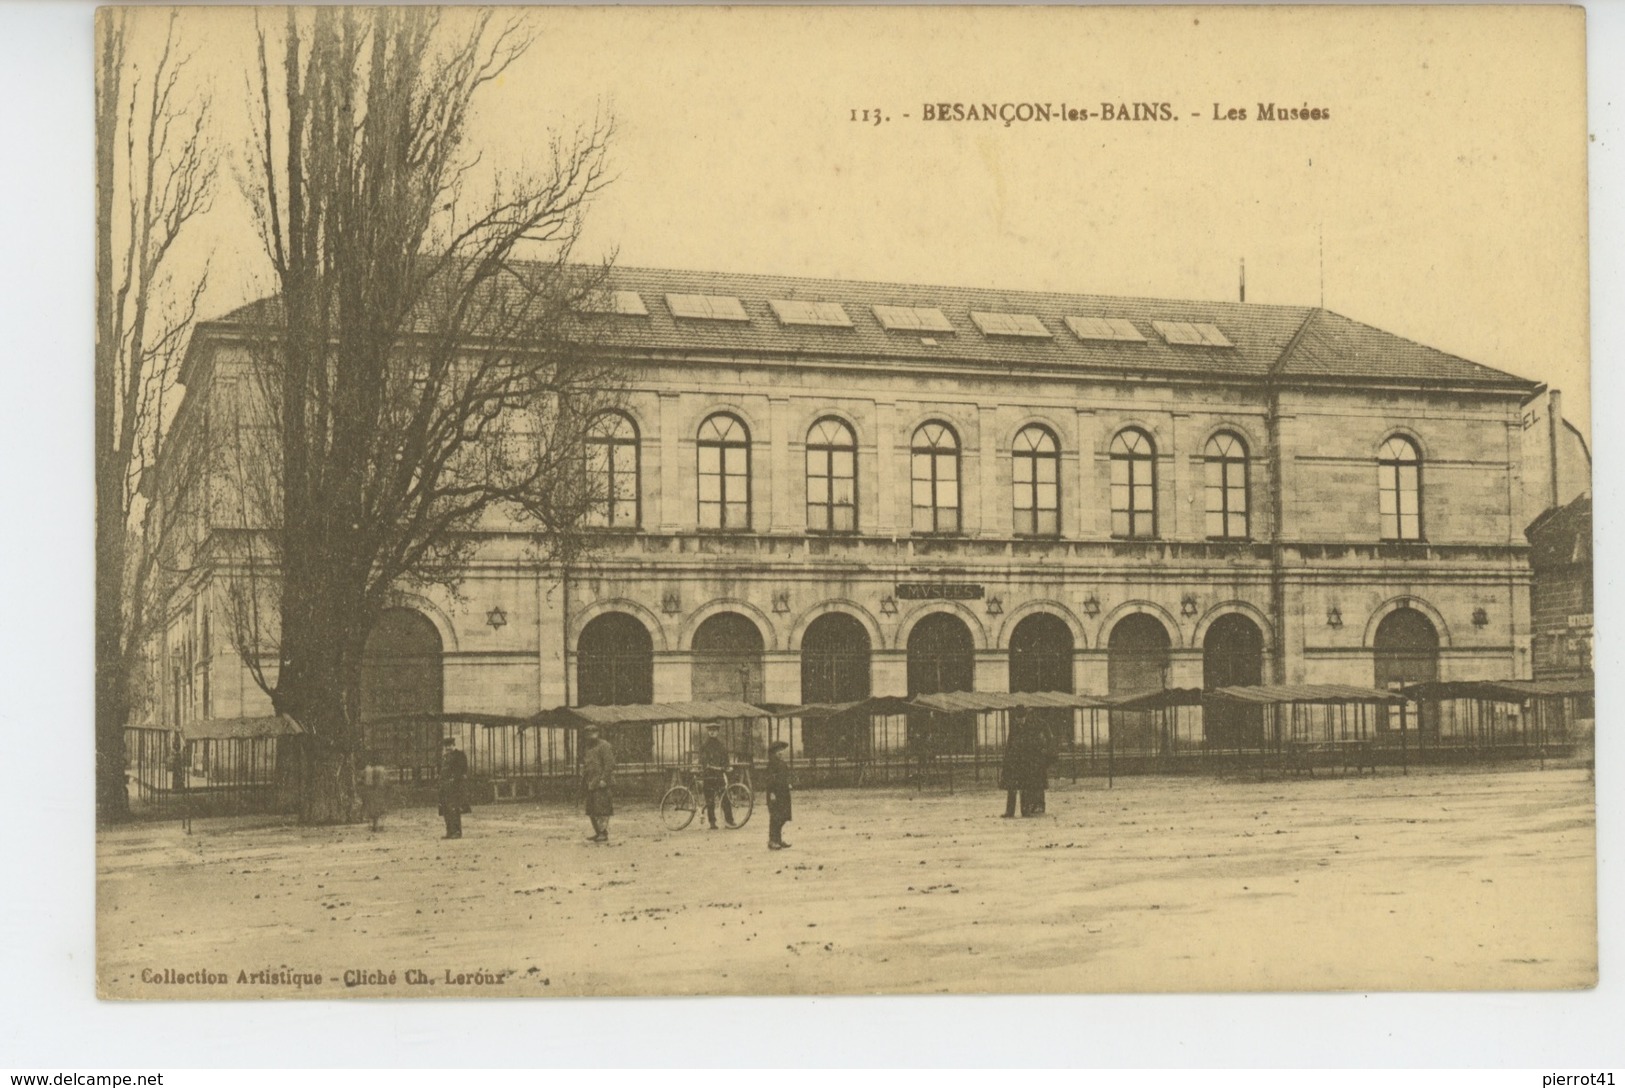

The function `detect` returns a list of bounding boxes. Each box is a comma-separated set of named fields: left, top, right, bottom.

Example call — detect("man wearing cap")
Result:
left=580, top=725, right=616, bottom=843
left=764, top=740, right=793, bottom=850
left=697, top=722, right=735, bottom=829
left=438, top=737, right=470, bottom=839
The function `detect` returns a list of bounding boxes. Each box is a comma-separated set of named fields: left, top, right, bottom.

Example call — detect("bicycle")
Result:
left=660, top=764, right=754, bottom=830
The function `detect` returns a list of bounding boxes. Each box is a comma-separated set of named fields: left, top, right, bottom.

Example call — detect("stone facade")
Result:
left=151, top=268, right=1542, bottom=730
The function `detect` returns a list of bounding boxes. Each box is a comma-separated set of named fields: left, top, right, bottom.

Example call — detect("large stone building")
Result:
left=153, top=267, right=1545, bottom=745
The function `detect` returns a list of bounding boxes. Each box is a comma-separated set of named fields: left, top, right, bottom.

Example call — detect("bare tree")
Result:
left=95, top=10, right=216, bottom=823
left=228, top=8, right=620, bottom=823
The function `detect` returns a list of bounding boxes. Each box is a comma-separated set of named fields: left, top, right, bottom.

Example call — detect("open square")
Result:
left=97, top=765, right=1596, bottom=998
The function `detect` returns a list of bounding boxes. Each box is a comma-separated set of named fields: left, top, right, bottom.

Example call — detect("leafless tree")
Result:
left=95, top=10, right=216, bottom=823
left=226, top=8, right=620, bottom=822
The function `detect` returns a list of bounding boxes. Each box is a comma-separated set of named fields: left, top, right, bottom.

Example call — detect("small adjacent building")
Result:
left=1525, top=493, right=1592, bottom=682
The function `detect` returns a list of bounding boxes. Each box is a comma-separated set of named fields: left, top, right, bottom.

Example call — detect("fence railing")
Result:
left=122, top=690, right=1590, bottom=820
left=124, top=726, right=292, bottom=819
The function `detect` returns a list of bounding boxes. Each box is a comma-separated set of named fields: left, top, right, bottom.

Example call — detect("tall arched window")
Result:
left=911, top=421, right=961, bottom=534
left=806, top=418, right=857, bottom=532
left=697, top=413, right=750, bottom=530
left=1374, top=606, right=1439, bottom=732
left=1110, top=428, right=1156, bottom=539
left=1012, top=425, right=1061, bottom=536
left=1378, top=436, right=1422, bottom=541
left=585, top=412, right=640, bottom=529
left=1204, top=432, right=1249, bottom=539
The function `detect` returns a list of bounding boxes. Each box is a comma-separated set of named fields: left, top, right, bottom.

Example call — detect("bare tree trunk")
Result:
left=94, top=18, right=131, bottom=823
left=273, top=582, right=366, bottom=823
left=95, top=11, right=214, bottom=823
left=234, top=9, right=618, bottom=823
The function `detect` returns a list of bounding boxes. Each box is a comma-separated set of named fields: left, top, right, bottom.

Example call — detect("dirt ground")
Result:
left=96, top=764, right=1597, bottom=998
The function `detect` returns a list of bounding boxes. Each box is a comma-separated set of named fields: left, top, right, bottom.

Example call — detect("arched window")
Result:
left=576, top=613, right=654, bottom=708
left=697, top=413, right=750, bottom=530
left=1378, top=436, right=1422, bottom=541
left=1107, top=613, right=1171, bottom=752
left=585, top=412, right=640, bottom=529
left=1012, top=425, right=1061, bottom=536
left=692, top=612, right=765, bottom=703
left=577, top=613, right=655, bottom=762
left=906, top=612, right=976, bottom=754
left=1008, top=613, right=1074, bottom=694
left=1374, top=606, right=1440, bottom=732
left=1110, top=428, right=1156, bottom=538
left=359, top=609, right=444, bottom=780
left=806, top=418, right=857, bottom=533
left=800, top=613, right=872, bottom=759
left=1204, top=432, right=1249, bottom=539
left=1203, top=613, right=1264, bottom=746
left=911, top=421, right=961, bottom=534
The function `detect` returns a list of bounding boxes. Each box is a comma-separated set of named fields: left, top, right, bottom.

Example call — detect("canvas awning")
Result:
left=909, top=690, right=1108, bottom=713
left=1097, top=688, right=1205, bottom=711
left=364, top=712, right=532, bottom=728
left=527, top=700, right=773, bottom=728
left=177, top=714, right=304, bottom=741
left=1207, top=684, right=1406, bottom=705
left=1403, top=678, right=1594, bottom=703
left=775, top=695, right=919, bottom=719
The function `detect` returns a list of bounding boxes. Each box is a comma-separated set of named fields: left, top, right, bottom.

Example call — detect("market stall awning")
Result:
left=363, top=712, right=533, bottom=728
left=177, top=714, right=304, bottom=741
left=527, top=700, right=773, bottom=728
left=1096, top=688, right=1205, bottom=710
left=1403, top=678, right=1594, bottom=702
left=776, top=695, right=919, bottom=720
left=910, top=690, right=1109, bottom=713
left=1207, top=684, right=1406, bottom=705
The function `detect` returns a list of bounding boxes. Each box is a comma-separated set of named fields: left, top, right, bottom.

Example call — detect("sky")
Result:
left=160, top=5, right=1592, bottom=435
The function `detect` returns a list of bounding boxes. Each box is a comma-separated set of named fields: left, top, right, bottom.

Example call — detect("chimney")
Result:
left=1239, top=257, right=1246, bottom=303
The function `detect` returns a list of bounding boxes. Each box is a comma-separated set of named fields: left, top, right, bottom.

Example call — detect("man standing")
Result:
left=1000, top=712, right=1027, bottom=818
left=764, top=740, right=792, bottom=850
left=1000, top=710, right=1055, bottom=818
left=438, top=737, right=470, bottom=839
left=581, top=725, right=615, bottom=843
left=697, top=722, right=735, bottom=829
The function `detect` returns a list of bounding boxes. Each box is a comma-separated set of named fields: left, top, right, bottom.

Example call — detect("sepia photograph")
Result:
left=87, top=3, right=1597, bottom=1006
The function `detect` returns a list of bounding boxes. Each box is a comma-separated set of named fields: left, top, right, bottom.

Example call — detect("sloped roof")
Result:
left=529, top=700, right=771, bottom=727
left=1525, top=492, right=1591, bottom=563
left=178, top=714, right=303, bottom=740
left=1272, top=308, right=1525, bottom=387
left=202, top=264, right=1538, bottom=393
left=911, top=690, right=1109, bottom=712
left=1208, top=684, right=1406, bottom=705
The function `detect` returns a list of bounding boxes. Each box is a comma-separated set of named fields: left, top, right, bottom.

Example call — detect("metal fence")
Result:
left=124, top=726, right=292, bottom=819
left=123, top=684, right=1591, bottom=822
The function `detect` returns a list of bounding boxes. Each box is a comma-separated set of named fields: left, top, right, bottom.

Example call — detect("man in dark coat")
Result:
left=581, top=725, right=616, bottom=843
left=1000, top=712, right=1055, bottom=818
left=438, top=737, right=470, bottom=839
left=697, top=723, right=735, bottom=829
left=1018, top=718, right=1056, bottom=816
left=764, top=740, right=792, bottom=850
left=1000, top=714, right=1027, bottom=818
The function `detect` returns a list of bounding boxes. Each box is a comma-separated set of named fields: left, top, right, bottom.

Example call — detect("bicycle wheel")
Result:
left=659, top=785, right=697, bottom=830
left=723, top=782, right=753, bottom=829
